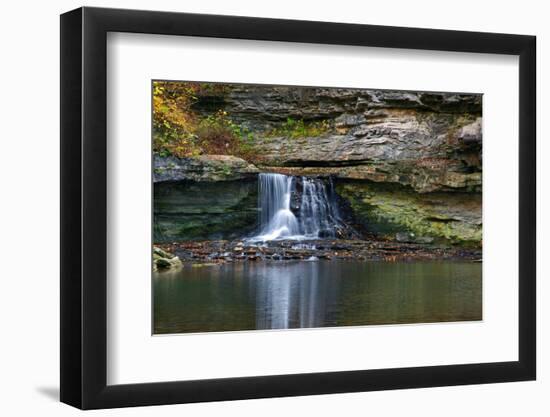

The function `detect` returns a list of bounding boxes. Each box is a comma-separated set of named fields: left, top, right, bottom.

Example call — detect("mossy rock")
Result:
left=154, top=179, right=258, bottom=242
left=336, top=181, right=482, bottom=247
left=153, top=246, right=182, bottom=270
left=153, top=246, right=174, bottom=259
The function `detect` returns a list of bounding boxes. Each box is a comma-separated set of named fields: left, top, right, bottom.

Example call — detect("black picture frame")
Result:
left=60, top=6, right=536, bottom=410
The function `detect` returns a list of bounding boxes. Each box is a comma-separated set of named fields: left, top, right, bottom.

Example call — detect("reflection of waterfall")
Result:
left=255, top=267, right=293, bottom=329
left=251, top=173, right=342, bottom=241
left=254, top=262, right=331, bottom=330
left=299, top=267, right=319, bottom=328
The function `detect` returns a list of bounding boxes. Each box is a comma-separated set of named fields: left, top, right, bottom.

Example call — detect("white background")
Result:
left=0, top=0, right=546, bottom=416
left=108, top=34, right=518, bottom=384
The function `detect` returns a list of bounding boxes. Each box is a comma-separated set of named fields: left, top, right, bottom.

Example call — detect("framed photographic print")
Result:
left=60, top=6, right=536, bottom=409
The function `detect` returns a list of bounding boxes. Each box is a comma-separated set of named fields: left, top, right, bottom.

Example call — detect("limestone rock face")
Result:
left=192, top=86, right=482, bottom=193
left=154, top=154, right=259, bottom=183
left=215, top=87, right=481, bottom=129
left=251, top=111, right=481, bottom=192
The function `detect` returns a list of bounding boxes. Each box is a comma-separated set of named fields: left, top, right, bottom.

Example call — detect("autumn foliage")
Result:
left=152, top=81, right=255, bottom=159
left=152, top=81, right=198, bottom=157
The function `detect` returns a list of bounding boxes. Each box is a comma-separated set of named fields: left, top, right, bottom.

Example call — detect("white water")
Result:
left=250, top=173, right=341, bottom=242
left=300, top=177, right=340, bottom=238
left=254, top=173, right=300, bottom=241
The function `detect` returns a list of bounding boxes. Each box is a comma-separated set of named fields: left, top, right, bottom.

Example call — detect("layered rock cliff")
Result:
left=154, top=85, right=482, bottom=246
left=213, top=86, right=482, bottom=193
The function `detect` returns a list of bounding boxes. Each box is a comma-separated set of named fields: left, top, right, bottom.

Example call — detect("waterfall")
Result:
left=255, top=173, right=300, bottom=241
left=251, top=173, right=341, bottom=242
left=300, top=177, right=339, bottom=238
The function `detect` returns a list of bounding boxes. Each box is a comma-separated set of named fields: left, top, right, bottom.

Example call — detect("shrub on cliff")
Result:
left=265, top=117, right=331, bottom=139
left=153, top=81, right=256, bottom=159
left=194, top=111, right=256, bottom=159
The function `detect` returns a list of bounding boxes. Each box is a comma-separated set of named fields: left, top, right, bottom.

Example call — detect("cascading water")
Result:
left=254, top=173, right=300, bottom=241
left=300, top=177, right=340, bottom=238
left=250, top=173, right=342, bottom=242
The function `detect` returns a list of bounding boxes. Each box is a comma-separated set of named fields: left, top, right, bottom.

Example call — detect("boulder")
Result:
left=153, top=246, right=182, bottom=271
left=153, top=246, right=174, bottom=259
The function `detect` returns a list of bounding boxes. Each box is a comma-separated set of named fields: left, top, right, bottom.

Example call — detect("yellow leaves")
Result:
left=152, top=81, right=198, bottom=155
left=152, top=84, right=165, bottom=96
left=152, top=81, right=256, bottom=160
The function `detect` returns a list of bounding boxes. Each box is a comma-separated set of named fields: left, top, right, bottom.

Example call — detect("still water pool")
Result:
left=153, top=260, right=481, bottom=334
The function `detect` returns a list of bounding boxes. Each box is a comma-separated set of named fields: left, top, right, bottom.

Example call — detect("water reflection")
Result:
left=254, top=262, right=332, bottom=329
left=153, top=261, right=482, bottom=334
